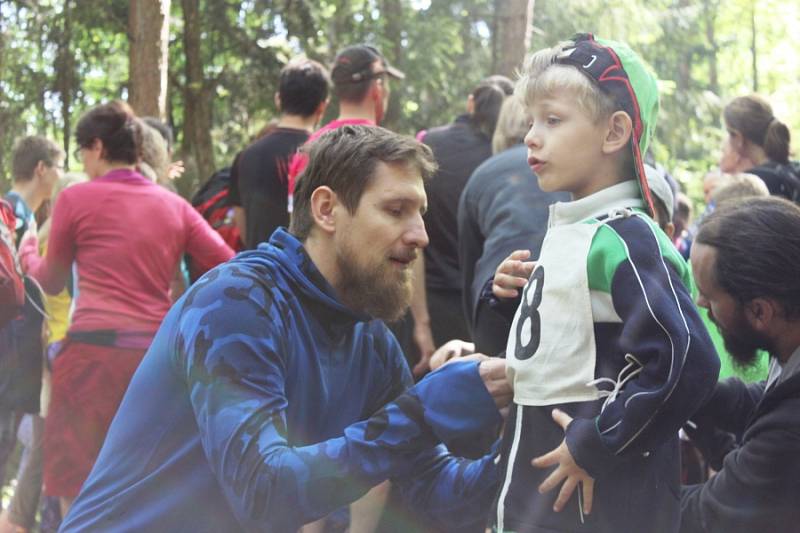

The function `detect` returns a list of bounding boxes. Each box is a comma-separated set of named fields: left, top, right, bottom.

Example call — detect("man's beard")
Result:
left=335, top=242, right=413, bottom=322
left=711, top=309, right=772, bottom=369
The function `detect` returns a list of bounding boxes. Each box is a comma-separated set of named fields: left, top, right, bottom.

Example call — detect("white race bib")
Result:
left=506, top=220, right=605, bottom=405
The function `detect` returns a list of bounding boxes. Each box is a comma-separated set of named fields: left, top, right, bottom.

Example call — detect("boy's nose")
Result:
left=524, top=124, right=541, bottom=148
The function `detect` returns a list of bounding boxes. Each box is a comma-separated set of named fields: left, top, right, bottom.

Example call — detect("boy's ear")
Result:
left=602, top=111, right=634, bottom=155
left=33, top=160, right=47, bottom=179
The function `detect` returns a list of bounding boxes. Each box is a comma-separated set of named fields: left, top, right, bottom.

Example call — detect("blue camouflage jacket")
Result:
left=61, top=228, right=501, bottom=532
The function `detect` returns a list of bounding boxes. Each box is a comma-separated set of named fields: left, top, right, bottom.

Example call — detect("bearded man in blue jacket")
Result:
left=60, top=125, right=511, bottom=532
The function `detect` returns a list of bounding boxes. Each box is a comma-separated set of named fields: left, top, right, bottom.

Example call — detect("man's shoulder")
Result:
left=421, top=119, right=471, bottom=147
left=757, top=371, right=800, bottom=417
left=242, top=129, right=309, bottom=160
left=181, top=251, right=290, bottom=316
left=3, top=191, right=30, bottom=218
left=423, top=122, right=454, bottom=138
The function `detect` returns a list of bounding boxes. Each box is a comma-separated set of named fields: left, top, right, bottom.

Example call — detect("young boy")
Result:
left=491, top=34, right=719, bottom=532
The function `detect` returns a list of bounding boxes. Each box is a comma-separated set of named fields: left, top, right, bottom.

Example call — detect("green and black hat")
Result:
left=556, top=33, right=660, bottom=216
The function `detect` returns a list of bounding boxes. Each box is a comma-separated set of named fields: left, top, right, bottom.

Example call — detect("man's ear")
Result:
left=309, top=186, right=339, bottom=235
left=466, top=94, right=475, bottom=115
left=602, top=111, right=633, bottom=155
left=274, top=92, right=282, bottom=111
left=315, top=98, right=330, bottom=121
left=745, top=297, right=778, bottom=332
left=33, top=160, right=47, bottom=179
left=664, top=221, right=676, bottom=241
left=369, top=79, right=381, bottom=103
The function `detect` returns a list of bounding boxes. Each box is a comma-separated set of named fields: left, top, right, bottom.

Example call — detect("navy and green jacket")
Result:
left=492, top=182, right=720, bottom=533
left=61, top=229, right=501, bottom=532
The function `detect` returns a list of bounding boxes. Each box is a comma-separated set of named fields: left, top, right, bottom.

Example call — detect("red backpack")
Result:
left=0, top=199, right=24, bottom=327
left=187, top=167, right=242, bottom=281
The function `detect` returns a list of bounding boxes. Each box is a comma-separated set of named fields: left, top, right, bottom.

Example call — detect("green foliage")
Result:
left=0, top=0, right=129, bottom=175
left=1, top=0, right=799, bottom=208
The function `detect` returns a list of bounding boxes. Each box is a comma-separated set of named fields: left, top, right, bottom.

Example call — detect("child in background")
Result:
left=0, top=173, right=86, bottom=533
left=491, top=34, right=719, bottom=532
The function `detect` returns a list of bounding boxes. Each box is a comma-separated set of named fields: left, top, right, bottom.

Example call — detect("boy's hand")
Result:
left=492, top=250, right=535, bottom=300
left=532, top=409, right=595, bottom=515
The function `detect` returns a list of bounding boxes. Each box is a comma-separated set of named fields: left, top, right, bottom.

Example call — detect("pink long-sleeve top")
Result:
left=20, top=169, right=234, bottom=340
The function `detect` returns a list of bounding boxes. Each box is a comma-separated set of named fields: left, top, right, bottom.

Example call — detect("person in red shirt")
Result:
left=287, top=44, right=405, bottom=199
left=18, top=101, right=234, bottom=515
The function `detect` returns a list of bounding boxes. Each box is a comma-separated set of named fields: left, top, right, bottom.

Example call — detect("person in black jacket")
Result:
left=229, top=58, right=330, bottom=250
left=719, top=94, right=800, bottom=202
left=681, top=196, right=800, bottom=532
left=417, top=75, right=512, bottom=353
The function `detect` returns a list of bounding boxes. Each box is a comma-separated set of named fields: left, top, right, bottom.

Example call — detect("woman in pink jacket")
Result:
left=19, top=101, right=234, bottom=514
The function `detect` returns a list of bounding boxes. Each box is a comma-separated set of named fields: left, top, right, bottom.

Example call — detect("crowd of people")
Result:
left=0, top=32, right=799, bottom=533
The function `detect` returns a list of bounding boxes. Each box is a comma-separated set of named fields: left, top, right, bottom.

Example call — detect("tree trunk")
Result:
left=381, top=0, right=404, bottom=128
left=676, top=0, right=691, bottom=93
left=492, top=0, right=534, bottom=77
left=0, top=28, right=7, bottom=176
left=181, top=0, right=215, bottom=181
left=129, top=0, right=171, bottom=119
left=750, top=0, right=758, bottom=92
left=703, top=0, right=719, bottom=94
left=56, top=0, right=76, bottom=167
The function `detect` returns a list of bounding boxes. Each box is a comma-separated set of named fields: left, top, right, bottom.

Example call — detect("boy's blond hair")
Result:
left=516, top=40, right=617, bottom=124
left=515, top=40, right=636, bottom=179
left=712, top=173, right=769, bottom=205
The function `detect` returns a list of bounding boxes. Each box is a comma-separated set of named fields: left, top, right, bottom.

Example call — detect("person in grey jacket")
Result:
left=457, top=96, right=567, bottom=356
left=681, top=196, right=800, bottom=532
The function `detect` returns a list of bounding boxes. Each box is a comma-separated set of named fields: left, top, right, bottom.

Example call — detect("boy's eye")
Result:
left=546, top=116, right=561, bottom=125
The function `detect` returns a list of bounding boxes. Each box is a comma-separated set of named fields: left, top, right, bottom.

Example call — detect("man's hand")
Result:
left=474, top=356, right=512, bottom=409
left=167, top=160, right=185, bottom=180
left=532, top=409, right=594, bottom=514
left=429, top=339, right=475, bottom=371
left=492, top=250, right=535, bottom=300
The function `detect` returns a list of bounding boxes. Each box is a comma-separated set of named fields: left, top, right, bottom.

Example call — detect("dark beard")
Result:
left=711, top=311, right=772, bottom=369
left=335, top=246, right=413, bottom=322
left=722, top=331, right=763, bottom=369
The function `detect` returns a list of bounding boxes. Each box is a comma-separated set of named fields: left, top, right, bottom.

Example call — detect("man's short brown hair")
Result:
left=289, top=125, right=436, bottom=240
left=11, top=136, right=64, bottom=182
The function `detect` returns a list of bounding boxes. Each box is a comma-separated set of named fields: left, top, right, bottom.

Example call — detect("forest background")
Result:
left=1, top=0, right=798, bottom=205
